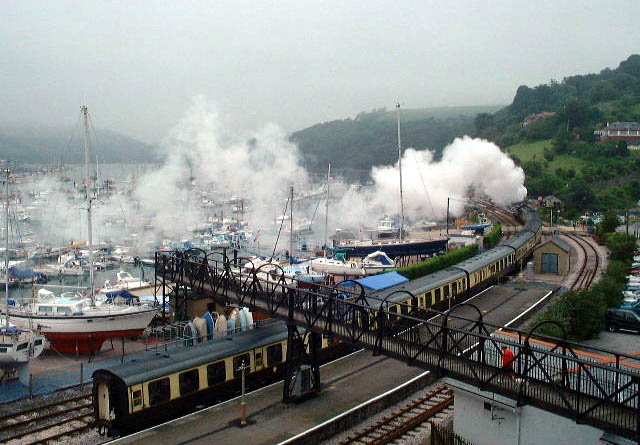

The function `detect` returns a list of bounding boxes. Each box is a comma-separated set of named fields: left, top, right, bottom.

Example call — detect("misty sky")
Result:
left=2, top=1, right=639, bottom=143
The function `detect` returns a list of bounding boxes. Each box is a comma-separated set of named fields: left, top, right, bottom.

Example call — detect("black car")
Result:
left=605, top=308, right=640, bottom=333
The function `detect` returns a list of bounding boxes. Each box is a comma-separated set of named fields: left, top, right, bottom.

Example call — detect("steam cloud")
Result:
left=17, top=99, right=526, bottom=255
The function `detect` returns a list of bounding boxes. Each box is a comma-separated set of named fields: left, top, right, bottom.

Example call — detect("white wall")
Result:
left=445, top=379, right=609, bottom=445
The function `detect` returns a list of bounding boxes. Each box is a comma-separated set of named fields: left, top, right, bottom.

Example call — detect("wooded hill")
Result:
left=0, top=124, right=158, bottom=164
left=475, top=54, right=640, bottom=218
left=291, top=105, right=501, bottom=172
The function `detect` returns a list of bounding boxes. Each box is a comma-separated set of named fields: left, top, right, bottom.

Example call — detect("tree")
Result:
left=598, top=212, right=620, bottom=235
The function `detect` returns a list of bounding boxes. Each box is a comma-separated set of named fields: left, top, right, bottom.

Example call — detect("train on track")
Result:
left=93, top=207, right=541, bottom=437
left=92, top=321, right=352, bottom=436
left=362, top=207, right=542, bottom=316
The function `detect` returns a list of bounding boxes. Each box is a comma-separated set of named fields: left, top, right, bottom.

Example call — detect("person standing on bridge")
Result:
left=501, top=345, right=515, bottom=382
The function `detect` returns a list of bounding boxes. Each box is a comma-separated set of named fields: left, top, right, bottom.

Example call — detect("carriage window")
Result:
left=444, top=286, right=450, bottom=298
left=179, top=369, right=200, bottom=395
left=132, top=390, right=142, bottom=407
left=233, top=353, right=251, bottom=379
left=267, top=344, right=283, bottom=365
left=148, top=378, right=171, bottom=405
left=207, top=361, right=226, bottom=386
left=452, top=282, right=457, bottom=295
left=401, top=302, right=409, bottom=315
left=411, top=297, right=418, bottom=308
left=255, top=350, right=263, bottom=368
left=434, top=288, right=441, bottom=302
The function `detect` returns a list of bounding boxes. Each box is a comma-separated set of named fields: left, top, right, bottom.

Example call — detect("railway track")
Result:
left=0, top=393, right=94, bottom=444
left=340, top=385, right=454, bottom=445
left=563, top=232, right=600, bottom=290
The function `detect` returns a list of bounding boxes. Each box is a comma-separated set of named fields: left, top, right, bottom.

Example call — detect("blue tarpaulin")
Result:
left=342, top=271, right=409, bottom=291
left=9, top=267, right=43, bottom=280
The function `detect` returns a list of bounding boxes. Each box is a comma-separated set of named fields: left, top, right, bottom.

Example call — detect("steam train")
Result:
left=364, top=209, right=541, bottom=314
left=93, top=208, right=541, bottom=436
left=93, top=321, right=352, bottom=436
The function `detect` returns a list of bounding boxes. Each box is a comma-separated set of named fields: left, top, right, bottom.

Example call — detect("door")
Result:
left=541, top=253, right=558, bottom=274
left=97, top=382, right=111, bottom=420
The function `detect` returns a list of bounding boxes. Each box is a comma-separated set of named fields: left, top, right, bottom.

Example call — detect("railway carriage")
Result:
left=365, top=209, right=542, bottom=315
left=93, top=321, right=349, bottom=436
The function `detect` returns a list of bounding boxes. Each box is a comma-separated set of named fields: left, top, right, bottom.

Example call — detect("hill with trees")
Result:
left=0, top=124, right=158, bottom=164
left=475, top=54, right=640, bottom=219
left=291, top=105, right=501, bottom=173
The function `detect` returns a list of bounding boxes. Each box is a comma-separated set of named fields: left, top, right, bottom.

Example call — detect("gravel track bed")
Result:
left=322, top=379, right=454, bottom=445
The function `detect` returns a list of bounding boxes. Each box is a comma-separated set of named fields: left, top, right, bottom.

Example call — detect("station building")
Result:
left=533, top=238, right=571, bottom=275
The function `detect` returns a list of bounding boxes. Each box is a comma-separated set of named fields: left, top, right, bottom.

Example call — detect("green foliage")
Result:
left=394, top=244, right=479, bottom=280
left=597, top=212, right=621, bottom=235
left=603, top=233, right=637, bottom=262
left=483, top=224, right=502, bottom=249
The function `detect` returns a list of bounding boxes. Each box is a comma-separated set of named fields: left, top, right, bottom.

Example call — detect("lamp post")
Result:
left=238, top=359, right=250, bottom=426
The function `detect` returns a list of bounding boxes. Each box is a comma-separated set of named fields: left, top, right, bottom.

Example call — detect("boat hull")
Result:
left=7, top=309, right=157, bottom=355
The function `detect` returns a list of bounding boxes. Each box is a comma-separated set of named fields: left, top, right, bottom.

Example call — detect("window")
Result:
left=255, top=350, right=263, bottom=368
left=434, top=288, right=441, bottom=302
left=427, top=292, right=433, bottom=305
left=444, top=286, right=450, bottom=298
left=148, top=378, right=171, bottom=405
left=16, top=343, right=28, bottom=351
left=400, top=302, right=409, bottom=315
left=452, top=282, right=457, bottom=295
left=267, top=344, right=283, bottom=365
left=57, top=307, right=72, bottom=315
left=132, top=390, right=142, bottom=407
left=179, top=369, right=200, bottom=395
left=207, top=362, right=226, bottom=386
left=233, top=353, right=251, bottom=379
left=34, top=339, right=43, bottom=346
left=0, top=348, right=6, bottom=353
left=37, top=306, right=53, bottom=314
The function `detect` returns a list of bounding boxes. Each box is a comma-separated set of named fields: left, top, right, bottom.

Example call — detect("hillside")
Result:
left=478, top=55, right=640, bottom=218
left=291, top=105, right=502, bottom=172
left=0, top=124, right=158, bottom=164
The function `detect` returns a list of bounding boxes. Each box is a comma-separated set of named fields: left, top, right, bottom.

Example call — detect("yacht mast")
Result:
left=324, top=163, right=330, bottom=256
left=289, top=185, right=294, bottom=263
left=82, top=106, right=95, bottom=300
left=396, top=103, right=405, bottom=240
left=4, top=166, right=9, bottom=328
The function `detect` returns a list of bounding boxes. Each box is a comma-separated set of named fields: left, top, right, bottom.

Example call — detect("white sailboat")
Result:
left=8, top=107, right=157, bottom=355
left=0, top=165, right=45, bottom=382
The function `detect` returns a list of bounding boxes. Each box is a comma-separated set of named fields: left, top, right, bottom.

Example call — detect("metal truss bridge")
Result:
left=155, top=249, right=640, bottom=441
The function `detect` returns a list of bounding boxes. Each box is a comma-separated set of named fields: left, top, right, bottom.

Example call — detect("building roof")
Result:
left=352, top=271, right=409, bottom=291
left=535, top=238, right=572, bottom=254
left=602, top=122, right=640, bottom=131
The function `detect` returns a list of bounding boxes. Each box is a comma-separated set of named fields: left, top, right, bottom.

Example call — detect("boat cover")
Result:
left=343, top=271, right=409, bottom=291
left=9, top=267, right=43, bottom=279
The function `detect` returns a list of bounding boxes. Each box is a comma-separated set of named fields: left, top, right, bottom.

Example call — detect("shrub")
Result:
left=394, top=244, right=479, bottom=280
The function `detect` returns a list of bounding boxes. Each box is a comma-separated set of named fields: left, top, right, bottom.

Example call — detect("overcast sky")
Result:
left=1, top=1, right=639, bottom=143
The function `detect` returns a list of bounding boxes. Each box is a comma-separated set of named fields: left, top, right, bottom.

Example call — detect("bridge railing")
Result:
left=156, top=250, right=640, bottom=439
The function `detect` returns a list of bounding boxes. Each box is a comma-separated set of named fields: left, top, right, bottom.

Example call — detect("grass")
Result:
left=505, top=139, right=587, bottom=172
left=505, top=140, right=552, bottom=162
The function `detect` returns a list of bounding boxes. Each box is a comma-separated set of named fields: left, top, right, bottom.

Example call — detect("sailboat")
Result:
left=7, top=107, right=157, bottom=355
left=0, top=165, right=45, bottom=377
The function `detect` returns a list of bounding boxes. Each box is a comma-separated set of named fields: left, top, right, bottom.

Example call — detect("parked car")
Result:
left=621, top=301, right=640, bottom=315
left=606, top=308, right=640, bottom=333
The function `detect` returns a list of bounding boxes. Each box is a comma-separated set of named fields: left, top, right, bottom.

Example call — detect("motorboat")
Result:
left=98, top=270, right=152, bottom=294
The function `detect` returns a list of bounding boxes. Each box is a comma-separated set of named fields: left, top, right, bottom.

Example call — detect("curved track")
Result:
left=563, top=232, right=600, bottom=290
left=0, top=393, right=94, bottom=444
left=340, top=385, right=453, bottom=445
